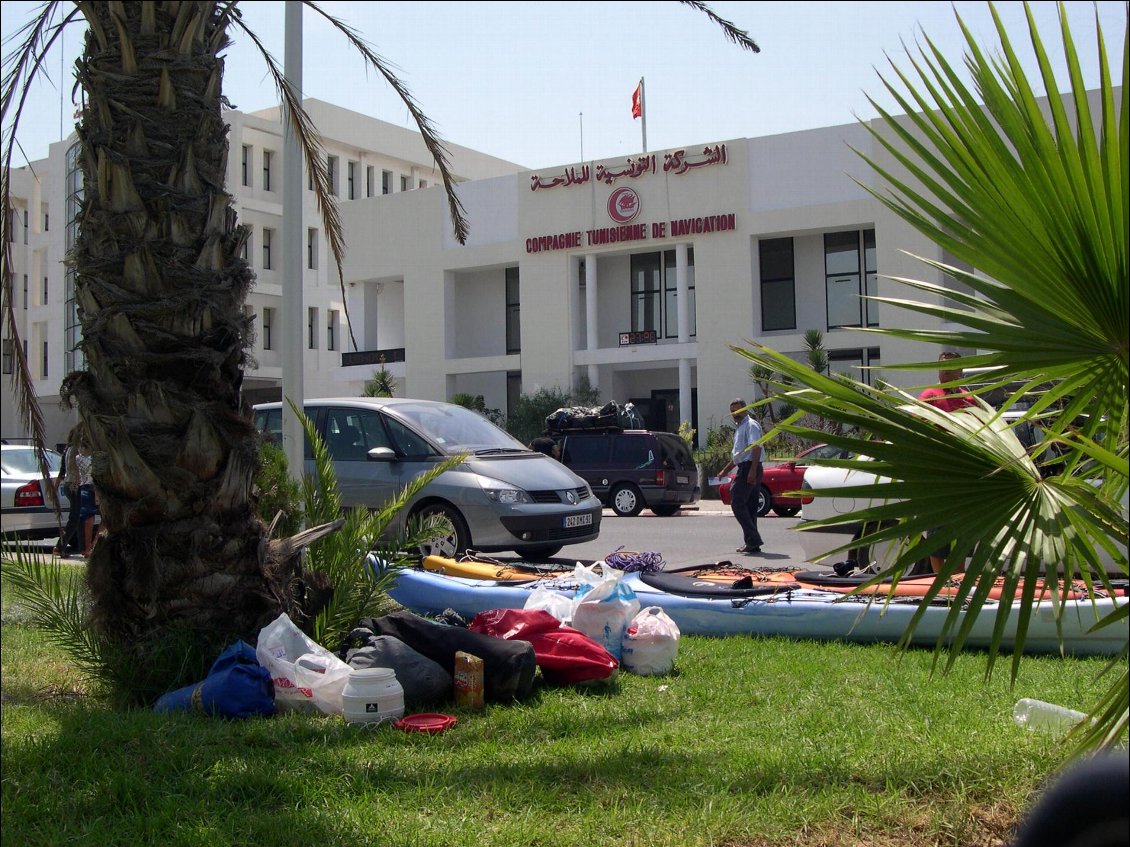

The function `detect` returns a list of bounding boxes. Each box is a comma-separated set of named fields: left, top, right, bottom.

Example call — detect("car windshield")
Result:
left=1, top=447, right=62, bottom=476
left=391, top=403, right=528, bottom=455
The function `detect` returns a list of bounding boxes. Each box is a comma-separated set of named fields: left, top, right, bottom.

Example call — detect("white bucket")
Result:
left=341, top=667, right=405, bottom=725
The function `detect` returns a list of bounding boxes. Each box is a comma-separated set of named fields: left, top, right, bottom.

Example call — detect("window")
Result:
left=262, top=150, right=273, bottom=191
left=759, top=237, right=796, bottom=331
left=662, top=247, right=696, bottom=338
left=418, top=179, right=427, bottom=189
left=43, top=276, right=48, bottom=305
left=42, top=208, right=48, bottom=231
left=240, top=231, right=251, bottom=263
left=825, top=230, right=862, bottom=328
left=825, top=230, right=877, bottom=329
left=1, top=339, right=12, bottom=375
left=23, top=209, right=28, bottom=244
left=262, top=307, right=274, bottom=351
left=828, top=347, right=882, bottom=385
left=262, top=227, right=274, bottom=270
left=327, top=155, right=338, bottom=196
left=23, top=274, right=28, bottom=309
left=308, top=307, right=318, bottom=350
left=366, top=165, right=375, bottom=198
left=382, top=170, right=392, bottom=195
left=327, top=310, right=338, bottom=352
left=241, top=145, right=251, bottom=187
left=347, top=161, right=357, bottom=199
left=864, top=229, right=878, bottom=326
left=400, top=175, right=410, bottom=192
left=630, top=253, right=661, bottom=334
left=505, top=267, right=521, bottom=354
left=42, top=339, right=49, bottom=379
left=307, top=227, right=317, bottom=270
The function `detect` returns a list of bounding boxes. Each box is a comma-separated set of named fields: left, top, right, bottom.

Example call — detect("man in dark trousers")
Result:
left=52, top=427, right=83, bottom=557
left=717, top=399, right=764, bottom=554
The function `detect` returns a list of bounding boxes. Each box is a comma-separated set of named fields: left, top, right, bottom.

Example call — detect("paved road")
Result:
left=547, top=500, right=823, bottom=572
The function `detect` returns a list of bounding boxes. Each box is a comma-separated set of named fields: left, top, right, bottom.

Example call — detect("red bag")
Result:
left=469, top=608, right=618, bottom=685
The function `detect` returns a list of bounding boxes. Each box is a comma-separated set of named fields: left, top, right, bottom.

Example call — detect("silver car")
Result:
left=1, top=443, right=68, bottom=541
left=253, top=398, right=602, bottom=559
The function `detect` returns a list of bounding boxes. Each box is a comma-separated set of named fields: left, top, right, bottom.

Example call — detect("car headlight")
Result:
left=480, top=481, right=532, bottom=504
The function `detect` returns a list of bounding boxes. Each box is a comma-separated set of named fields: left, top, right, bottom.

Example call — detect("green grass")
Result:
left=1, top=572, right=1121, bottom=847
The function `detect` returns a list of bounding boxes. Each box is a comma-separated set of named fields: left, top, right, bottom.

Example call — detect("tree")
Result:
left=363, top=357, right=398, bottom=397
left=1, top=2, right=757, bottom=702
left=737, top=2, right=1126, bottom=753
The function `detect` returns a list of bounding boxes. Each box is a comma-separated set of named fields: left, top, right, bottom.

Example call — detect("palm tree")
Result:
left=737, top=2, right=1127, bottom=752
left=1, top=2, right=758, bottom=702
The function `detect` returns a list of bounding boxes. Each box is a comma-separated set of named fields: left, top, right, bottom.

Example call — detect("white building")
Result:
left=4, top=96, right=1032, bottom=448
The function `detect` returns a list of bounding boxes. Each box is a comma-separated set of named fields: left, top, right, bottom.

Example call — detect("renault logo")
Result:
left=565, top=490, right=577, bottom=505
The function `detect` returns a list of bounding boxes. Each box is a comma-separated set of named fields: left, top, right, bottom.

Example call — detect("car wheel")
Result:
left=609, top=484, right=644, bottom=517
left=413, top=503, right=470, bottom=559
left=519, top=544, right=563, bottom=561
left=755, top=485, right=772, bottom=517
left=650, top=505, right=680, bottom=517
left=773, top=506, right=800, bottom=518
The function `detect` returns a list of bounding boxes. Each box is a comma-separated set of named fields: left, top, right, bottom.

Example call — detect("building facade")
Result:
left=5, top=98, right=989, bottom=449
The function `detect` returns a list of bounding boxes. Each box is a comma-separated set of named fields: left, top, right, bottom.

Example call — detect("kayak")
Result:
left=789, top=570, right=1094, bottom=601
left=388, top=565, right=1128, bottom=657
left=421, top=554, right=571, bottom=582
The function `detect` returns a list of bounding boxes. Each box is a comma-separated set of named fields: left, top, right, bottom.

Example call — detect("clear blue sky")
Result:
left=2, top=1, right=1125, bottom=170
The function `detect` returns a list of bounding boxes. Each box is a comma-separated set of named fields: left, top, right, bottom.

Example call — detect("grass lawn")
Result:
left=1, top=570, right=1120, bottom=847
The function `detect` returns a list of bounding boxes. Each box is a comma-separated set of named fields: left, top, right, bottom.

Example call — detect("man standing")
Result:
left=718, top=399, right=764, bottom=554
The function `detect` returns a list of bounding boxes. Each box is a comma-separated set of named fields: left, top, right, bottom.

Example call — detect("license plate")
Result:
left=676, top=475, right=689, bottom=484
left=564, top=513, right=593, bottom=528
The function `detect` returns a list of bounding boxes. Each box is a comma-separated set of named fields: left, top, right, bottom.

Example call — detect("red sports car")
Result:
left=718, top=443, right=852, bottom=517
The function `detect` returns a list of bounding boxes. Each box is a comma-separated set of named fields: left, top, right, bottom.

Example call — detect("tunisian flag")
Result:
left=631, top=81, right=643, bottom=119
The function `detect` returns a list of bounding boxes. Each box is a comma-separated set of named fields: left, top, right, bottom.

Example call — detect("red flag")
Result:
left=631, top=82, right=642, bottom=119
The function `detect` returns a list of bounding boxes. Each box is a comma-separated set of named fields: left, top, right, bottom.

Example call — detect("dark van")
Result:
left=555, top=429, right=699, bottom=517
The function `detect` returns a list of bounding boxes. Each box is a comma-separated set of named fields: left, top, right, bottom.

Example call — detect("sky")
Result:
left=2, top=1, right=1126, bottom=171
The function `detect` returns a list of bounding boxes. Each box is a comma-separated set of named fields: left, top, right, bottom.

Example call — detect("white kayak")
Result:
left=387, top=566, right=1128, bottom=657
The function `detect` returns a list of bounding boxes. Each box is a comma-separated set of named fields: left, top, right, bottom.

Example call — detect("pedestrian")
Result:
left=529, top=432, right=560, bottom=459
left=73, top=436, right=99, bottom=557
left=52, top=426, right=84, bottom=557
left=919, top=351, right=975, bottom=572
left=718, top=398, right=764, bottom=554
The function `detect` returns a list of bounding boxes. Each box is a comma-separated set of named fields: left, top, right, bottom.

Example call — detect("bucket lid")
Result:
left=349, top=667, right=396, bottom=681
left=394, top=713, right=458, bottom=734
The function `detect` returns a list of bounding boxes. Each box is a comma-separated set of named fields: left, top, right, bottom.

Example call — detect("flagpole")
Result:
left=639, top=77, right=647, bottom=152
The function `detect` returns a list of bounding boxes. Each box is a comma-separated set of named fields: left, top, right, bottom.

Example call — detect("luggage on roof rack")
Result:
left=545, top=401, right=644, bottom=433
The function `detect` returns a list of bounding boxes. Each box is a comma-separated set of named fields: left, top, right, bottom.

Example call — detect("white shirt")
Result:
left=731, top=415, right=763, bottom=465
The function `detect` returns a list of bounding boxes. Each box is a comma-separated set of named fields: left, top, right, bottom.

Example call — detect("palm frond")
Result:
left=675, top=0, right=760, bottom=53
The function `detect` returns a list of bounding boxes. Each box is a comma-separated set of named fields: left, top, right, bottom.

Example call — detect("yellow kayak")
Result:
left=421, top=555, right=579, bottom=582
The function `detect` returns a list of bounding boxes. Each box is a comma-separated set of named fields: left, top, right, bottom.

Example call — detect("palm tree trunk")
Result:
left=67, top=2, right=299, bottom=689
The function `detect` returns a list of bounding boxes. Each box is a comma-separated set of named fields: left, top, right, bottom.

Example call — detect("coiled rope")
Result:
left=603, top=546, right=665, bottom=573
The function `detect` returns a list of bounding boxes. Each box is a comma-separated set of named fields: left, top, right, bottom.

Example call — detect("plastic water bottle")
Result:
left=1013, top=698, right=1088, bottom=734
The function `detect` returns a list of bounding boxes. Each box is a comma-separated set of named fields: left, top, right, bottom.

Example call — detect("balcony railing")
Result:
left=341, top=347, right=405, bottom=368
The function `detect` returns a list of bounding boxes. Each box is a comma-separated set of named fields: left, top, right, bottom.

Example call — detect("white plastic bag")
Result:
left=523, top=585, right=574, bottom=624
left=621, top=606, right=680, bottom=675
left=571, top=562, right=640, bottom=661
left=255, top=613, right=352, bottom=715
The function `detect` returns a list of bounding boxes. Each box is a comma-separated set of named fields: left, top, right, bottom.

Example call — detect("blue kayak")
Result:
left=388, top=566, right=1127, bottom=657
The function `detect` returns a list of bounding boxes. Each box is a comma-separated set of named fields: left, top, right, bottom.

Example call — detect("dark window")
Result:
left=262, top=228, right=273, bottom=270
left=382, top=170, right=392, bottom=195
left=611, top=435, right=654, bottom=469
left=505, top=267, right=521, bottom=354
left=630, top=253, right=661, bottom=333
left=41, top=340, right=48, bottom=378
left=327, top=311, right=337, bottom=352
left=864, top=229, right=878, bottom=326
left=241, top=145, right=250, bottom=187
left=323, top=409, right=391, bottom=461
left=827, top=346, right=882, bottom=386
left=262, top=150, right=273, bottom=191
left=562, top=436, right=609, bottom=466
left=327, top=156, right=338, bottom=196
left=2, top=339, right=13, bottom=375
left=400, top=175, right=410, bottom=192
left=662, top=248, right=696, bottom=338
left=308, top=307, right=317, bottom=350
left=43, top=276, right=48, bottom=305
left=347, top=161, right=357, bottom=200
left=366, top=166, right=375, bottom=198
left=759, top=237, right=796, bottom=331
left=307, top=227, right=317, bottom=270
left=384, top=415, right=438, bottom=458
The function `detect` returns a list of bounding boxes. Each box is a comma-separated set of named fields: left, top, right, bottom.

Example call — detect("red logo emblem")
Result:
left=607, top=187, right=641, bottom=224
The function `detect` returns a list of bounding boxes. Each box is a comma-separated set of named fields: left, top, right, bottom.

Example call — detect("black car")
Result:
left=555, top=429, right=699, bottom=517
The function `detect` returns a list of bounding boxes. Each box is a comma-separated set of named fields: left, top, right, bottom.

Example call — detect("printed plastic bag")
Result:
left=570, top=562, right=640, bottom=661
left=255, top=612, right=352, bottom=714
left=621, top=606, right=680, bottom=675
left=523, top=585, right=574, bottom=624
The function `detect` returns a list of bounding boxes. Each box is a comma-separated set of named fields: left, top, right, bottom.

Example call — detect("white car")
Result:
left=1, top=444, right=69, bottom=541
